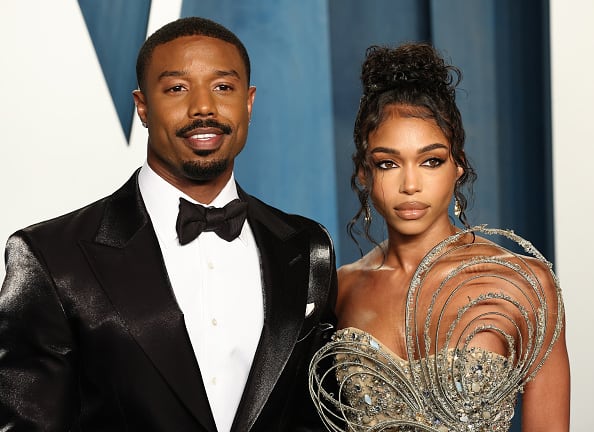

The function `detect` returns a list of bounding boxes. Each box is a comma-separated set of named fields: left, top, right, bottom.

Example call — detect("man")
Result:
left=0, top=17, right=336, bottom=431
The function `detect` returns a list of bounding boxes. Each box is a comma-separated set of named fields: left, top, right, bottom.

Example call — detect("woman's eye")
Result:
left=422, top=157, right=445, bottom=168
left=376, top=160, right=397, bottom=169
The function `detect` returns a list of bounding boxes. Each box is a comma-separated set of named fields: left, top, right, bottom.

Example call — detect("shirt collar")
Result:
left=138, top=162, right=247, bottom=247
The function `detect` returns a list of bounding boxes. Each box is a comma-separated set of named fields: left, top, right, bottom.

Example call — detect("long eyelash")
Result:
left=374, top=160, right=396, bottom=170
left=426, top=157, right=446, bottom=167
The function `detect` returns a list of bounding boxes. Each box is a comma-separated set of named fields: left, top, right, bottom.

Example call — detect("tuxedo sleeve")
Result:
left=0, top=232, right=78, bottom=431
left=291, top=223, right=338, bottom=432
left=292, top=281, right=337, bottom=432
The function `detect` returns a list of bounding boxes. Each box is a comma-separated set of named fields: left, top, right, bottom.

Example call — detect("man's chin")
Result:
left=181, top=159, right=229, bottom=182
left=192, top=148, right=218, bottom=157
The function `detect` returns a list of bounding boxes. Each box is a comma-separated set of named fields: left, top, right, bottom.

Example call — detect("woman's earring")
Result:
left=454, top=198, right=461, bottom=217
left=364, top=199, right=372, bottom=225
left=141, top=121, right=148, bottom=128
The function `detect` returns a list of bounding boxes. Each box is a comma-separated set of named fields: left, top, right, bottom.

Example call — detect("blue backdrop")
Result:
left=78, top=1, right=553, bottom=430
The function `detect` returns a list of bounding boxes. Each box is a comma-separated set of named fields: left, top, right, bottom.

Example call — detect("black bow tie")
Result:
left=176, top=197, right=248, bottom=244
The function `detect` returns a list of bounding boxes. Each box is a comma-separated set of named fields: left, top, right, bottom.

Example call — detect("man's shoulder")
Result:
left=17, top=172, right=138, bottom=243
left=244, top=193, right=331, bottom=241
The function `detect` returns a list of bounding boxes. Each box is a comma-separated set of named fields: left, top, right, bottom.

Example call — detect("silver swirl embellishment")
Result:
left=309, top=226, right=564, bottom=432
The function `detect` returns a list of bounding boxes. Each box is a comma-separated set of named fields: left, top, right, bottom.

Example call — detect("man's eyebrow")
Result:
left=157, top=70, right=187, bottom=80
left=157, top=69, right=242, bottom=81
left=214, top=69, right=241, bottom=79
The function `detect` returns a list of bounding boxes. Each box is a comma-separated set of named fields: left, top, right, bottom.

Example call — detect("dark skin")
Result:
left=133, top=35, right=256, bottom=204
left=338, top=112, right=463, bottom=356
left=338, top=108, right=570, bottom=431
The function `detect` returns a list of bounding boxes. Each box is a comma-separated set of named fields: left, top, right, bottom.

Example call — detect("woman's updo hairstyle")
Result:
left=349, top=42, right=476, bottom=248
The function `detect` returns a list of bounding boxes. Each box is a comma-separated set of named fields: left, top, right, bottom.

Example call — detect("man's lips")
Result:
left=394, top=202, right=429, bottom=220
left=183, top=128, right=224, bottom=151
left=176, top=119, right=232, bottom=137
left=176, top=119, right=232, bottom=152
left=184, top=128, right=222, bottom=140
left=188, top=133, right=217, bottom=140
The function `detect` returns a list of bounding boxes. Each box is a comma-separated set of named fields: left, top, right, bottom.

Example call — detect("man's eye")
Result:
left=167, top=85, right=185, bottom=92
left=215, top=84, right=233, bottom=93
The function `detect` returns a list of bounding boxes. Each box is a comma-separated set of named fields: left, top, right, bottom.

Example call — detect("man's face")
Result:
left=134, top=35, right=256, bottom=190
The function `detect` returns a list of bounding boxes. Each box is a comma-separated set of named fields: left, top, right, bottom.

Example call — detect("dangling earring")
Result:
left=364, top=199, right=372, bottom=225
left=454, top=198, right=461, bottom=217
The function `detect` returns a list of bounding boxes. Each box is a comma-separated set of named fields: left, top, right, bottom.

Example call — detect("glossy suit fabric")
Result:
left=0, top=171, right=337, bottom=432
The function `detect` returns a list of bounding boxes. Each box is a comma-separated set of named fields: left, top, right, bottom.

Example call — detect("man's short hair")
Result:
left=136, top=16, right=251, bottom=90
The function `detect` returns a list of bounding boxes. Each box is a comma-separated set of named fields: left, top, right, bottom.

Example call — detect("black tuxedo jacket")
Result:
left=0, top=171, right=337, bottom=431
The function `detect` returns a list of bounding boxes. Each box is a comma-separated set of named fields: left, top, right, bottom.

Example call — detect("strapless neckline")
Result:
left=313, top=326, right=517, bottom=431
left=335, top=326, right=508, bottom=365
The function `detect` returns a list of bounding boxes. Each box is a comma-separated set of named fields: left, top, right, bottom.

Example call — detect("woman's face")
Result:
left=364, top=106, right=463, bottom=238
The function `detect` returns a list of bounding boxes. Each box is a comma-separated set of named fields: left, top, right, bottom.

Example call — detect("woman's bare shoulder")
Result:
left=336, top=244, right=386, bottom=305
left=338, top=244, right=385, bottom=281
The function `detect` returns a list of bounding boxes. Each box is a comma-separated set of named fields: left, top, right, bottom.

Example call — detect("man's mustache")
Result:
left=176, top=119, right=233, bottom=137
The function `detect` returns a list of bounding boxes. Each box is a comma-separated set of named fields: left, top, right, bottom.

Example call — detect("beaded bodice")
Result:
left=329, top=327, right=515, bottom=431
left=309, top=227, right=564, bottom=432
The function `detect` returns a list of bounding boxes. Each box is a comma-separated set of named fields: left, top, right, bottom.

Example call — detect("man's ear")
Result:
left=132, top=89, right=147, bottom=126
left=247, top=86, right=256, bottom=122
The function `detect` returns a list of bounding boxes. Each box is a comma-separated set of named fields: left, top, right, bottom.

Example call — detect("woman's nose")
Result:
left=399, top=167, right=421, bottom=194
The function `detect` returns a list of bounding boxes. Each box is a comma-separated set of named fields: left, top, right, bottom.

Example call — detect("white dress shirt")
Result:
left=138, top=163, right=264, bottom=432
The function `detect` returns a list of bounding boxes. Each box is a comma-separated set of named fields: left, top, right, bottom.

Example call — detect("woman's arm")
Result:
left=521, top=325, right=570, bottom=431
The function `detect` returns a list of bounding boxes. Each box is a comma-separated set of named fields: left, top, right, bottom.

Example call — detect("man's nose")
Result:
left=188, top=88, right=217, bottom=117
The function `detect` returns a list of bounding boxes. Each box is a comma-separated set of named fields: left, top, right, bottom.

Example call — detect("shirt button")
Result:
left=211, top=377, right=217, bottom=385
left=211, top=318, right=218, bottom=326
left=207, top=261, right=214, bottom=270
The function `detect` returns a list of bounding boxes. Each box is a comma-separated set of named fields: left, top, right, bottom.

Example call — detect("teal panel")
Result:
left=180, top=0, right=340, bottom=250
left=430, top=0, right=502, bottom=230
left=430, top=0, right=553, bottom=259
left=78, top=0, right=151, bottom=142
left=493, top=0, right=553, bottom=258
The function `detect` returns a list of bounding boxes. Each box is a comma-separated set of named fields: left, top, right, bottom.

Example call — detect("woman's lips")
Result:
left=394, top=202, right=429, bottom=220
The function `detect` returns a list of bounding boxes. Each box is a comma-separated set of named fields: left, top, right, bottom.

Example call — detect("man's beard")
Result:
left=175, top=118, right=234, bottom=182
left=181, top=158, right=229, bottom=182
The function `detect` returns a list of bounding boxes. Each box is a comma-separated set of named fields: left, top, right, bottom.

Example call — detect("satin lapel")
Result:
left=80, top=173, right=217, bottom=432
left=232, top=191, right=309, bottom=431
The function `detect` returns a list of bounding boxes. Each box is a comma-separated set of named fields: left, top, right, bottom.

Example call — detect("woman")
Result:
left=309, top=43, right=569, bottom=431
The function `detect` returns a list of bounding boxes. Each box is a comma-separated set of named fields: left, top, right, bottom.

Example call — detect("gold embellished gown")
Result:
left=309, top=227, right=564, bottom=432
